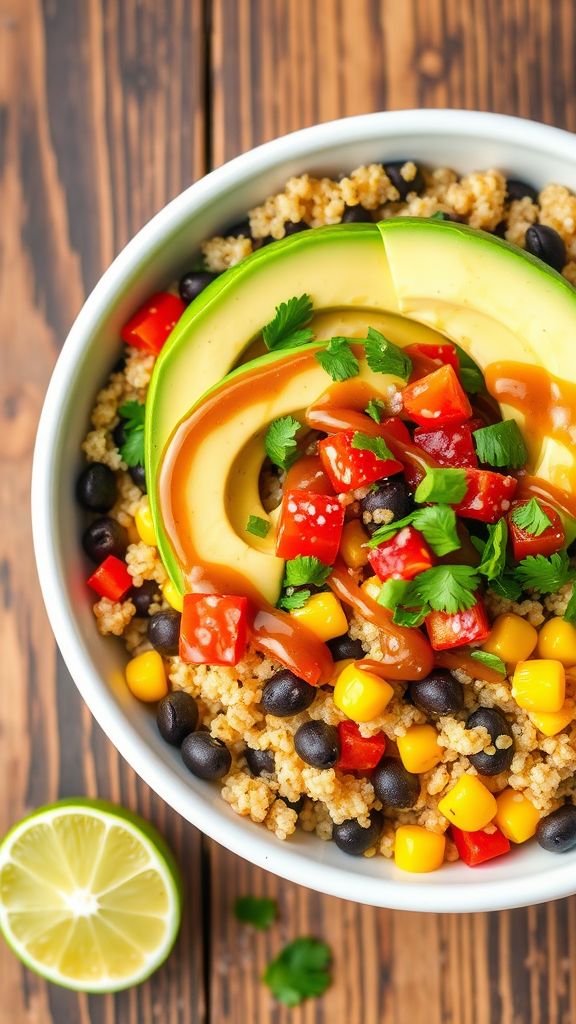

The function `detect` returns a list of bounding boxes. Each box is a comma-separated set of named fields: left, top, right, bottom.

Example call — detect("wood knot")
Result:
left=417, top=48, right=446, bottom=80
left=1, top=382, right=43, bottom=459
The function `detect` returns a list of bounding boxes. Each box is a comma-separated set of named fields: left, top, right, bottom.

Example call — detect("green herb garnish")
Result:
left=264, top=415, right=301, bottom=469
left=234, top=895, right=277, bottom=930
left=369, top=504, right=460, bottom=557
left=457, top=349, right=485, bottom=395
left=476, top=519, right=508, bottom=580
left=277, top=590, right=311, bottom=611
left=364, top=327, right=412, bottom=381
left=510, top=498, right=553, bottom=536
left=284, top=556, right=331, bottom=588
left=489, top=573, right=523, bottom=601
left=473, top=419, right=528, bottom=468
left=414, top=467, right=468, bottom=505
left=351, top=432, right=394, bottom=461
left=263, top=937, right=332, bottom=1007
left=379, top=564, right=480, bottom=618
left=365, top=398, right=386, bottom=423
left=563, top=587, right=576, bottom=624
left=118, top=401, right=145, bottom=467
left=246, top=515, right=270, bottom=538
left=470, top=650, right=507, bottom=675
left=516, top=551, right=575, bottom=593
left=262, top=294, right=314, bottom=350
left=315, top=337, right=360, bottom=381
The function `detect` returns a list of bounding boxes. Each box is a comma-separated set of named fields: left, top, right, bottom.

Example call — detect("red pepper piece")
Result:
left=451, top=825, right=511, bottom=866
left=337, top=721, right=386, bottom=771
left=401, top=364, right=472, bottom=427
left=413, top=422, right=479, bottom=469
left=368, top=526, right=434, bottom=582
left=425, top=597, right=491, bottom=651
left=179, top=593, right=248, bottom=666
left=405, top=342, right=460, bottom=376
left=318, top=429, right=403, bottom=492
left=454, top=468, right=517, bottom=523
left=379, top=416, right=412, bottom=445
left=507, top=499, right=565, bottom=561
left=121, top=292, right=186, bottom=355
left=284, top=454, right=334, bottom=495
left=87, top=555, right=132, bottom=601
left=276, top=488, right=345, bottom=564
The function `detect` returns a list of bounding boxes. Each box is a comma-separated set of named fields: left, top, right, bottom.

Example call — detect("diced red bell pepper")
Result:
left=507, top=499, right=565, bottom=561
left=121, top=292, right=185, bottom=355
left=318, top=429, right=403, bottom=492
left=179, top=593, right=248, bottom=666
left=401, top=364, right=473, bottom=427
left=425, top=598, right=491, bottom=651
left=379, top=416, right=412, bottom=446
left=337, top=721, right=386, bottom=772
left=368, top=526, right=434, bottom=582
left=405, top=342, right=460, bottom=375
left=451, top=825, right=511, bottom=866
left=413, top=422, right=478, bottom=469
left=87, top=555, right=132, bottom=601
left=276, top=488, right=345, bottom=563
left=454, top=468, right=517, bottom=523
left=284, top=455, right=334, bottom=495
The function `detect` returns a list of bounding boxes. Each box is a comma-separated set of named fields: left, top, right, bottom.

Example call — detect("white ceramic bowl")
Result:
left=32, top=109, right=576, bottom=912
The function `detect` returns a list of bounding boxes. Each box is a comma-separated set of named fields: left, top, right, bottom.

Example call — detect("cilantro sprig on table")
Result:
left=263, top=937, right=332, bottom=1007
left=315, top=337, right=359, bottom=381
left=117, top=401, right=145, bottom=467
left=262, top=294, right=314, bottom=350
left=234, top=896, right=277, bottom=930
left=264, top=415, right=301, bottom=469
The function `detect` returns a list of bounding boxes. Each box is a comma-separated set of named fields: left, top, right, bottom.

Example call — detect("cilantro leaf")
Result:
left=351, top=432, right=394, bottom=461
left=412, top=564, right=480, bottom=613
left=510, top=498, right=553, bottom=536
left=473, top=419, right=528, bottom=468
left=477, top=519, right=508, bottom=580
left=564, top=587, right=576, bottom=624
left=262, top=294, right=314, bottom=350
left=393, top=604, right=430, bottom=627
left=234, top=895, right=277, bottom=930
left=377, top=578, right=412, bottom=609
left=414, top=467, right=468, bottom=505
left=368, top=505, right=460, bottom=557
left=264, top=415, right=301, bottom=469
left=365, top=398, right=386, bottom=423
left=263, top=937, right=331, bottom=1007
left=430, top=211, right=449, bottom=221
left=516, top=551, right=576, bottom=593
left=315, top=337, right=360, bottom=381
left=470, top=650, right=507, bottom=675
left=284, top=556, right=331, bottom=588
left=456, top=349, right=485, bottom=395
left=277, top=589, right=311, bottom=611
left=489, top=573, right=523, bottom=601
left=117, top=401, right=146, bottom=467
left=377, top=577, right=431, bottom=627
left=246, top=515, right=270, bottom=538
left=364, top=327, right=412, bottom=381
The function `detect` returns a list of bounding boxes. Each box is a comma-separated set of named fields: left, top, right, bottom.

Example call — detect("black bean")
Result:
left=129, top=464, right=147, bottom=492
left=224, top=218, right=252, bottom=238
left=333, top=811, right=383, bottom=856
left=148, top=611, right=181, bottom=656
left=76, top=463, right=117, bottom=512
left=327, top=635, right=365, bottom=662
left=112, top=355, right=126, bottom=374
left=181, top=732, right=231, bottom=780
left=409, top=671, right=465, bottom=717
left=506, top=179, right=538, bottom=204
left=282, top=796, right=304, bottom=814
left=466, top=706, right=514, bottom=776
left=112, top=420, right=126, bottom=449
left=372, top=756, right=420, bottom=808
left=178, top=270, right=218, bottom=305
left=283, top=220, right=310, bottom=236
left=341, top=204, right=373, bottom=223
left=245, top=747, right=275, bottom=776
left=130, top=580, right=159, bottom=617
left=536, top=805, right=576, bottom=853
left=385, top=160, right=425, bottom=199
left=294, top=721, right=340, bottom=769
left=82, top=516, right=128, bottom=563
left=157, top=692, right=198, bottom=746
left=261, top=670, right=316, bottom=717
left=493, top=220, right=508, bottom=238
left=525, top=224, right=566, bottom=272
left=360, top=479, right=413, bottom=536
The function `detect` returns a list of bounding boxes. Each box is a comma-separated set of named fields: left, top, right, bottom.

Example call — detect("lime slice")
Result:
left=0, top=799, right=182, bottom=992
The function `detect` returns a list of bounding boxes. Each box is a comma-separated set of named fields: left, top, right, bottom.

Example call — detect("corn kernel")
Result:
left=495, top=788, right=540, bottom=843
left=528, top=701, right=575, bottom=737
left=361, top=575, right=382, bottom=602
left=537, top=617, right=576, bottom=666
left=512, top=659, right=565, bottom=712
left=394, top=825, right=446, bottom=873
left=125, top=650, right=168, bottom=703
left=397, top=724, right=442, bottom=774
left=333, top=663, right=393, bottom=722
left=482, top=613, right=538, bottom=664
left=328, top=658, right=354, bottom=686
left=290, top=592, right=348, bottom=642
left=340, top=520, right=370, bottom=569
left=135, top=502, right=157, bottom=547
left=438, top=774, right=497, bottom=832
left=162, top=579, right=184, bottom=613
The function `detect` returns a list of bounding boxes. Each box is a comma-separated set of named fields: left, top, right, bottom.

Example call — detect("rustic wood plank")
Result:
left=0, top=1, right=207, bottom=1022
left=208, top=2, right=576, bottom=1023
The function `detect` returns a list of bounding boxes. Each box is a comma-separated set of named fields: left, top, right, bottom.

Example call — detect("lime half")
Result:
left=0, top=799, right=182, bottom=992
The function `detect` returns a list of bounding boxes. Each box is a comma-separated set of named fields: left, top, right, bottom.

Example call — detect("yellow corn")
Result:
left=394, top=825, right=446, bottom=873
left=328, top=658, right=354, bottom=686
left=361, top=575, right=382, bottom=602
left=340, top=520, right=370, bottom=569
left=397, top=724, right=442, bottom=775
left=290, top=592, right=348, bottom=642
left=162, top=579, right=184, bottom=613
left=438, top=774, right=497, bottom=832
left=482, top=613, right=538, bottom=664
left=537, top=617, right=576, bottom=666
left=125, top=651, right=168, bottom=703
left=333, top=663, right=393, bottom=722
left=512, top=659, right=565, bottom=712
left=494, top=788, right=540, bottom=843
left=528, top=701, right=575, bottom=737
left=135, top=502, right=157, bottom=547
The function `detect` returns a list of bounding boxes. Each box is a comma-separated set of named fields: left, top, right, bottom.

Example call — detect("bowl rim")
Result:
left=32, top=108, right=576, bottom=912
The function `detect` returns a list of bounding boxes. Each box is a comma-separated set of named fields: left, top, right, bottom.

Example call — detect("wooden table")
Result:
left=3, top=2, right=576, bottom=1021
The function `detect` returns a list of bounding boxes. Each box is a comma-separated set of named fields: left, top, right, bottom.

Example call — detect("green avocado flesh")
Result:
left=147, top=218, right=576, bottom=600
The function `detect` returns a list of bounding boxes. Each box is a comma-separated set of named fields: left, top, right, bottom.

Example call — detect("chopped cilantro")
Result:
left=365, top=398, right=386, bottom=423
left=564, top=587, right=576, bottom=624
left=414, top=467, right=468, bottom=505
left=477, top=519, right=508, bottom=580
left=315, top=337, right=360, bottom=381
left=510, top=498, right=553, bottom=536
left=489, top=573, right=523, bottom=601
left=351, top=432, right=394, bottom=461
left=364, top=327, right=412, bottom=381
left=377, top=578, right=412, bottom=609
left=118, top=401, right=145, bottom=467
left=277, top=590, right=311, bottom=611
left=246, top=515, right=270, bottom=538
left=470, top=650, right=507, bottom=675
left=264, top=415, right=301, bottom=469
left=262, top=294, right=314, bottom=350
left=369, top=504, right=460, bottom=557
left=473, top=419, right=528, bottom=468
left=284, top=556, right=331, bottom=588
left=516, top=551, right=575, bottom=593
left=457, top=349, right=485, bottom=395
left=378, top=564, right=480, bottom=617
left=263, top=937, right=332, bottom=1007
left=234, top=895, right=277, bottom=930
left=392, top=605, right=430, bottom=627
